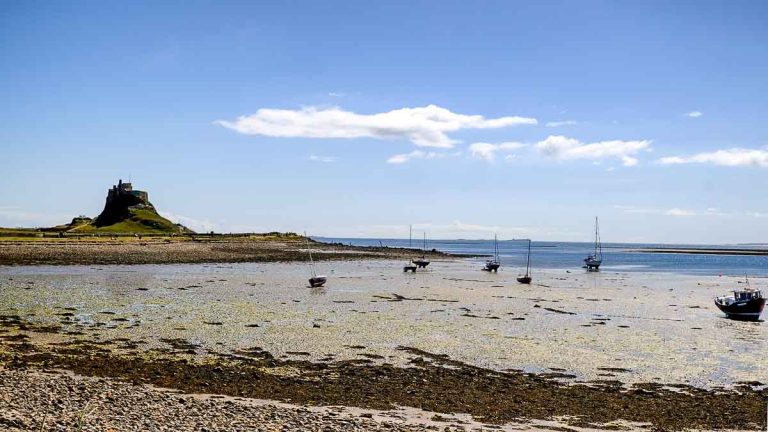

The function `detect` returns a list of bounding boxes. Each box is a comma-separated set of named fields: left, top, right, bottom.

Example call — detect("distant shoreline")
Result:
left=629, top=247, right=768, bottom=256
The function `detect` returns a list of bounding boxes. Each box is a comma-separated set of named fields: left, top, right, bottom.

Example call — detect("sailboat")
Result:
left=305, top=232, right=327, bottom=287
left=584, top=217, right=602, bottom=271
left=412, top=231, right=430, bottom=268
left=483, top=234, right=501, bottom=272
left=517, top=239, right=532, bottom=284
left=403, top=225, right=417, bottom=272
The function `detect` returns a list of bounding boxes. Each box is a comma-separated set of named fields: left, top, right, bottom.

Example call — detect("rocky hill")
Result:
left=57, top=180, right=193, bottom=234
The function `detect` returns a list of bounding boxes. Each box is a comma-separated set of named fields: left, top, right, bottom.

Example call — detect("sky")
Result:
left=2, top=0, right=768, bottom=244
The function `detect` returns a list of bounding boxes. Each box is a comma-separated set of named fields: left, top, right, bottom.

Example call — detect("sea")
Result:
left=317, top=238, right=768, bottom=277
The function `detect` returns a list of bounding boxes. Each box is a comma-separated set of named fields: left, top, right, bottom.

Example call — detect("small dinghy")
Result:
left=483, top=234, right=500, bottom=272
left=714, top=279, right=765, bottom=321
left=305, top=233, right=327, bottom=288
left=516, top=239, right=532, bottom=284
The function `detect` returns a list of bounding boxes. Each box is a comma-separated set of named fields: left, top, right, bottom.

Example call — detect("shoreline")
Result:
left=0, top=237, right=457, bottom=266
left=628, top=247, right=768, bottom=255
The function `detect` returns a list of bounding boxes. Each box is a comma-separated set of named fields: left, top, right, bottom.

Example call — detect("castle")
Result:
left=94, top=179, right=156, bottom=227
left=106, top=179, right=149, bottom=205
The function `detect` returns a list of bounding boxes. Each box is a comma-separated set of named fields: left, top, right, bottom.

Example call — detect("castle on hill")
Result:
left=94, top=178, right=157, bottom=227
left=106, top=179, right=149, bottom=205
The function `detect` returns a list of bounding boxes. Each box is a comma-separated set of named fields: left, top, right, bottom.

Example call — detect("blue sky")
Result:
left=2, top=0, right=768, bottom=243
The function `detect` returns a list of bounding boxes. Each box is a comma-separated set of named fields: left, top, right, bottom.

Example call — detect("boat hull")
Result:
left=403, top=265, right=417, bottom=273
left=714, top=298, right=765, bottom=320
left=412, top=259, right=430, bottom=268
left=309, top=276, right=327, bottom=288
left=584, top=258, right=601, bottom=270
left=483, top=262, right=500, bottom=272
left=517, top=276, right=532, bottom=284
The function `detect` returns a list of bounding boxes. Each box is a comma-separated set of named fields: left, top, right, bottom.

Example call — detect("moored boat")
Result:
left=584, top=217, right=602, bottom=271
left=305, top=232, right=327, bottom=288
left=309, top=275, right=327, bottom=288
left=517, top=238, right=532, bottom=284
left=714, top=283, right=765, bottom=321
left=412, top=231, right=430, bottom=268
left=483, top=234, right=500, bottom=272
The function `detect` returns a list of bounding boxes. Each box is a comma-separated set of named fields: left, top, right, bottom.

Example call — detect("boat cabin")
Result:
left=735, top=290, right=762, bottom=301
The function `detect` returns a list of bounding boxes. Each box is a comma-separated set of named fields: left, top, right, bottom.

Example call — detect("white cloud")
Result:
left=386, top=150, right=444, bottom=164
left=160, top=212, right=217, bottom=233
left=215, top=105, right=537, bottom=148
left=468, top=141, right=526, bottom=162
left=665, top=208, right=696, bottom=217
left=327, top=92, right=346, bottom=98
left=545, top=120, right=578, bottom=127
left=658, top=148, right=768, bottom=167
left=535, top=135, right=651, bottom=166
left=309, top=155, right=337, bottom=163
left=685, top=111, right=703, bottom=118
left=615, top=205, right=735, bottom=218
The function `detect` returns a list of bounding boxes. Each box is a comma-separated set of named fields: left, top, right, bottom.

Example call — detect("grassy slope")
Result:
left=69, top=209, right=184, bottom=234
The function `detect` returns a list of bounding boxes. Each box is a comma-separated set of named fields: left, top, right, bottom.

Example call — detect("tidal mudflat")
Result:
left=1, top=260, right=766, bottom=430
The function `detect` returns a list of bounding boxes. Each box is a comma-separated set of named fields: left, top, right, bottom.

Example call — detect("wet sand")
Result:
left=1, top=259, right=766, bottom=430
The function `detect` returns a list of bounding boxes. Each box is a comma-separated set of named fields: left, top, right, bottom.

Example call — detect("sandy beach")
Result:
left=1, top=258, right=766, bottom=430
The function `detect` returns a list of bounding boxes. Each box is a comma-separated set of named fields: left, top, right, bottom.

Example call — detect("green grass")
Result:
left=69, top=208, right=184, bottom=234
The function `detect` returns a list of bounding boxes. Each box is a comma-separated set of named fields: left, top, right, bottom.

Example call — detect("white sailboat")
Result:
left=584, top=217, right=602, bottom=271
left=305, top=232, right=327, bottom=287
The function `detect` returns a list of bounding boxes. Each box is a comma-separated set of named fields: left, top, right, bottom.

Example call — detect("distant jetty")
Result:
left=630, top=247, right=768, bottom=256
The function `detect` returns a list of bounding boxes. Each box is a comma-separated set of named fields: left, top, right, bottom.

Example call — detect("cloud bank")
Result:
left=160, top=212, right=217, bottom=233
left=386, top=150, right=445, bottom=164
left=309, top=155, right=337, bottom=163
left=545, top=120, right=578, bottom=127
left=469, top=142, right=526, bottom=162
left=685, top=111, right=703, bottom=118
left=535, top=135, right=651, bottom=166
left=216, top=105, right=537, bottom=148
left=658, top=148, right=768, bottom=167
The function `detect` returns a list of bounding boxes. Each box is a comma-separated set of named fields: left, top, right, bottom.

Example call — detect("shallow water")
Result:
left=1, top=259, right=765, bottom=388
left=323, top=237, right=768, bottom=276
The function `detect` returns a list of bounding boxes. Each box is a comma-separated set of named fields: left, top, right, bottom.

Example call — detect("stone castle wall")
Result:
left=106, top=180, right=149, bottom=205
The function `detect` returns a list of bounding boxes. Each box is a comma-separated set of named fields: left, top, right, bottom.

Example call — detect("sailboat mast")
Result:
left=526, top=239, right=531, bottom=276
left=595, top=217, right=602, bottom=259
left=305, top=232, right=316, bottom=278
left=594, top=217, right=598, bottom=257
